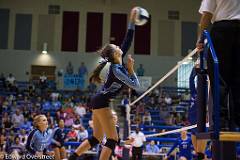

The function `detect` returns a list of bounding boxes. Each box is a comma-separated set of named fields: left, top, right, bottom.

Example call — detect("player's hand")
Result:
left=127, top=55, right=135, bottom=74
left=196, top=38, right=204, bottom=52
left=130, top=7, right=138, bottom=23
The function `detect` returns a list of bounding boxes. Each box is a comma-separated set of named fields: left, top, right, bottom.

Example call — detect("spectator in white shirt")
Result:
left=129, top=127, right=146, bottom=160
left=11, top=109, right=24, bottom=128
left=75, top=103, right=86, bottom=118
left=77, top=125, right=88, bottom=142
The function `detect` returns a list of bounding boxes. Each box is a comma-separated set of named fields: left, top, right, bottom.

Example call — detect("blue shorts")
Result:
left=90, top=94, right=110, bottom=109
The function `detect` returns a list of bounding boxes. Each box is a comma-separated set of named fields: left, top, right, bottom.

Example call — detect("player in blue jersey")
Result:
left=165, top=130, right=193, bottom=160
left=51, top=119, right=67, bottom=160
left=26, top=114, right=54, bottom=159
left=188, top=63, right=207, bottom=160
left=69, top=8, right=140, bottom=160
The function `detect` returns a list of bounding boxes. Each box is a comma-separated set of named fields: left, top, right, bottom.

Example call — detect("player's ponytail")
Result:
left=89, top=44, right=115, bottom=83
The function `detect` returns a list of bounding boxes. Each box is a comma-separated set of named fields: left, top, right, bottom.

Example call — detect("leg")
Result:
left=70, top=110, right=104, bottom=159
left=60, top=147, right=67, bottom=159
left=53, top=147, right=60, bottom=160
left=138, top=147, right=143, bottom=160
left=132, top=147, right=137, bottom=160
left=95, top=108, right=118, bottom=160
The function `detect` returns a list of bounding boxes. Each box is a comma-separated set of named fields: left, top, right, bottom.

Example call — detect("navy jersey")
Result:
left=91, top=24, right=140, bottom=109
left=188, top=67, right=197, bottom=125
left=26, top=129, right=53, bottom=154
left=51, top=127, right=66, bottom=147
left=167, top=137, right=193, bottom=160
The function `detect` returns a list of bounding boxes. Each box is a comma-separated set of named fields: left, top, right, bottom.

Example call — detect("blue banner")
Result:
left=63, top=74, right=85, bottom=89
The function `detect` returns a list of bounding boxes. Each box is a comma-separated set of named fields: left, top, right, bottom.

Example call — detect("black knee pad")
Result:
left=104, top=138, right=118, bottom=150
left=88, top=136, right=100, bottom=148
left=197, top=152, right=205, bottom=159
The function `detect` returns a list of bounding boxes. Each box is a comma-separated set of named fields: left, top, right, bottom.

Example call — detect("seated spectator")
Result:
left=73, top=115, right=82, bottom=128
left=64, top=114, right=74, bottom=128
left=8, top=136, right=25, bottom=155
left=136, top=102, right=145, bottom=114
left=142, top=111, right=152, bottom=126
left=74, top=103, right=86, bottom=118
left=18, top=129, right=28, bottom=145
left=165, top=94, right=172, bottom=105
left=11, top=109, right=24, bottom=128
left=66, top=127, right=78, bottom=141
left=146, top=140, right=160, bottom=153
left=0, top=134, right=7, bottom=152
left=46, top=112, right=54, bottom=126
left=19, top=117, right=32, bottom=130
left=77, top=125, right=88, bottom=142
left=3, top=117, right=13, bottom=131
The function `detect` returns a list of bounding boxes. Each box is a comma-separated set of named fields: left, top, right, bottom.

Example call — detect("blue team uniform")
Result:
left=167, top=137, right=193, bottom=160
left=51, top=127, right=66, bottom=148
left=90, top=24, right=140, bottom=109
left=26, top=129, right=53, bottom=155
left=188, top=67, right=197, bottom=134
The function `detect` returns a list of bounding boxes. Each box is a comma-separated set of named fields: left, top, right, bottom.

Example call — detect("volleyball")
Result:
left=135, top=7, right=149, bottom=26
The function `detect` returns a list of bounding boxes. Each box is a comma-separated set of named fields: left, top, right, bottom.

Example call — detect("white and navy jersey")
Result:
left=26, top=129, right=52, bottom=154
left=90, top=25, right=140, bottom=109
left=52, top=127, right=66, bottom=147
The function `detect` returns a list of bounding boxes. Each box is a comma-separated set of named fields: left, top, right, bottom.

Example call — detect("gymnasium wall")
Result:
left=0, top=0, right=202, bottom=86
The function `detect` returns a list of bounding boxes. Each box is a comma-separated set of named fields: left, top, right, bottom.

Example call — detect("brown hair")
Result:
left=89, top=44, right=115, bottom=83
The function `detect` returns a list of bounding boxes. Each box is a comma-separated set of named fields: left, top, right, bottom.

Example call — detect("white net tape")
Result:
left=126, top=48, right=199, bottom=136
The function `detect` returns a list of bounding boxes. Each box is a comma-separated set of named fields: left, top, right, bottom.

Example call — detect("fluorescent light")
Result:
left=42, top=42, right=48, bottom=54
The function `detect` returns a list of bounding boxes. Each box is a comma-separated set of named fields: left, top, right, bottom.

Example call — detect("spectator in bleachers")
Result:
left=75, top=103, right=86, bottom=118
left=64, top=114, right=75, bottom=128
left=52, top=119, right=67, bottom=160
left=39, top=72, right=47, bottom=92
left=145, top=140, right=160, bottom=153
left=164, top=94, right=172, bottom=106
left=147, top=97, right=157, bottom=110
left=19, top=129, right=28, bottom=145
left=133, top=113, right=142, bottom=125
left=46, top=112, right=54, bottom=126
left=6, top=73, right=16, bottom=89
left=19, top=117, right=32, bottom=130
left=136, top=102, right=145, bottom=114
left=2, top=116, right=13, bottom=131
left=87, top=78, right=97, bottom=94
left=66, top=61, right=74, bottom=75
left=11, top=109, right=24, bottom=128
left=137, top=64, right=145, bottom=76
left=0, top=73, right=6, bottom=88
left=73, top=115, right=82, bottom=128
left=78, top=62, right=88, bottom=78
left=0, top=134, right=7, bottom=154
left=8, top=136, right=25, bottom=156
left=66, top=126, right=78, bottom=142
left=77, top=125, right=88, bottom=142
left=129, top=127, right=146, bottom=160
left=142, top=111, right=152, bottom=126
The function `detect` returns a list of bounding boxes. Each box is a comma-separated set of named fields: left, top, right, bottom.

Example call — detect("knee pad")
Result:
left=88, top=136, right=100, bottom=148
left=197, top=152, right=205, bottom=159
left=104, top=138, right=118, bottom=150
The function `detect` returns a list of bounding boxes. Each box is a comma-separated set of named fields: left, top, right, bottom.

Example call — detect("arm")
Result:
left=112, top=65, right=140, bottom=90
left=121, top=25, right=135, bottom=58
left=121, top=8, right=137, bottom=58
left=26, top=130, right=37, bottom=154
left=167, top=140, right=179, bottom=157
left=189, top=68, right=197, bottom=96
